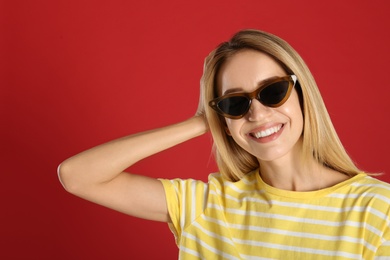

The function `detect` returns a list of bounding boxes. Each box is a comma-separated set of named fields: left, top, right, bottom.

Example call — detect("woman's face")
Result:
left=217, top=50, right=304, bottom=162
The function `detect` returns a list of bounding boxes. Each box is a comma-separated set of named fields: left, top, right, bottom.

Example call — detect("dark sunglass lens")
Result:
left=218, top=96, right=249, bottom=116
left=260, top=81, right=289, bottom=106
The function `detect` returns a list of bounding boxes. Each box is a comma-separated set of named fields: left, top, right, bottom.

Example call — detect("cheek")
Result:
left=225, top=118, right=234, bottom=135
left=225, top=118, right=242, bottom=136
left=287, top=90, right=303, bottom=117
left=286, top=100, right=304, bottom=132
left=294, top=110, right=304, bottom=133
left=225, top=118, right=232, bottom=126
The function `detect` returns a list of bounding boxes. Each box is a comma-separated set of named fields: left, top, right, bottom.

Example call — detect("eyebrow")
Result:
left=222, top=76, right=281, bottom=95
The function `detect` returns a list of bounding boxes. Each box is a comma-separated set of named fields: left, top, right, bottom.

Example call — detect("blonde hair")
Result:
left=201, top=29, right=361, bottom=181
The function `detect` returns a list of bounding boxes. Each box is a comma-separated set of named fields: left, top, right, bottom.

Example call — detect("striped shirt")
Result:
left=160, top=171, right=390, bottom=259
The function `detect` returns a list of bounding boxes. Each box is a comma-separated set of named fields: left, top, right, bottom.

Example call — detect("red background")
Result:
left=1, top=0, right=390, bottom=259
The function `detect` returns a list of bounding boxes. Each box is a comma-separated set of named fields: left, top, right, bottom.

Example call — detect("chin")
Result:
left=254, top=150, right=289, bottom=163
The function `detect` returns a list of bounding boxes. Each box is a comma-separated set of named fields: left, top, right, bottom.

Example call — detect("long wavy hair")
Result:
left=201, top=29, right=361, bottom=181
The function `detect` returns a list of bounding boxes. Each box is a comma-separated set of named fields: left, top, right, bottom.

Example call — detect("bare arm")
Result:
left=58, top=116, right=208, bottom=222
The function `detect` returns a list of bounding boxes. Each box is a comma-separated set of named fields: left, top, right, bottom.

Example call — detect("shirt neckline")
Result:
left=254, top=170, right=367, bottom=199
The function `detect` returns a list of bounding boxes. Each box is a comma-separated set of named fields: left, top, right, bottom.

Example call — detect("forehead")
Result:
left=217, top=50, right=286, bottom=94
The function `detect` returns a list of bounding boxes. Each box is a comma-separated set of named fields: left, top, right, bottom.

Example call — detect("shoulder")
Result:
left=347, top=174, right=390, bottom=210
left=207, top=170, right=259, bottom=194
left=351, top=174, right=390, bottom=195
left=354, top=175, right=390, bottom=238
left=160, top=170, right=259, bottom=200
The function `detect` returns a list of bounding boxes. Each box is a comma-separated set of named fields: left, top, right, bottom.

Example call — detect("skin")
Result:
left=218, top=50, right=348, bottom=191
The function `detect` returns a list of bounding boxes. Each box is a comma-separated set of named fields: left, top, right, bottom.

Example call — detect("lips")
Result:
left=249, top=124, right=283, bottom=139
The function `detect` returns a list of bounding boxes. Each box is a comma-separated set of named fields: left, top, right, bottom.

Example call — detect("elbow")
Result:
left=57, top=160, right=82, bottom=195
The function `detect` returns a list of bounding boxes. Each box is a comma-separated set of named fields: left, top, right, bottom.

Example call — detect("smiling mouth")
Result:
left=250, top=124, right=283, bottom=139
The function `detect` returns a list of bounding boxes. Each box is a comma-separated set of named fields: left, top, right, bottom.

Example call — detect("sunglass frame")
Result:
left=209, top=75, right=298, bottom=119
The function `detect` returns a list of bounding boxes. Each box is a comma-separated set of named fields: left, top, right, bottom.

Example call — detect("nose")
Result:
left=247, top=99, right=272, bottom=121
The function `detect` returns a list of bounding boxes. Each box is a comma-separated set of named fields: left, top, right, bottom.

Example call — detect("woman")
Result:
left=58, top=29, right=390, bottom=259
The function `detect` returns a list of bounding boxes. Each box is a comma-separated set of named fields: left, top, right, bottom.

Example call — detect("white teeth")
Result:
left=253, top=125, right=282, bottom=138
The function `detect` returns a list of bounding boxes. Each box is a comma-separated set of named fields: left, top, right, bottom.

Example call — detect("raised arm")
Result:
left=58, top=115, right=208, bottom=222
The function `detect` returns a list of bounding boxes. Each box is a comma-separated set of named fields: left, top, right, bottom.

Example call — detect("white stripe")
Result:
left=203, top=183, right=209, bottom=211
left=351, top=178, right=390, bottom=190
left=191, top=180, right=197, bottom=222
left=180, top=180, right=186, bottom=229
left=201, top=214, right=229, bottom=228
left=368, top=207, right=390, bottom=227
left=179, top=246, right=201, bottom=258
left=171, top=179, right=179, bottom=194
left=232, top=239, right=362, bottom=259
left=374, top=239, right=390, bottom=259
left=379, top=239, right=390, bottom=246
left=241, top=178, right=258, bottom=186
left=192, top=222, right=235, bottom=246
left=328, top=192, right=390, bottom=205
left=239, top=255, right=276, bottom=260
left=182, top=231, right=239, bottom=259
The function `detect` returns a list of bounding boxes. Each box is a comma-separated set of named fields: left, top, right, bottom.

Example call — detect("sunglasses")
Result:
left=209, top=75, right=298, bottom=119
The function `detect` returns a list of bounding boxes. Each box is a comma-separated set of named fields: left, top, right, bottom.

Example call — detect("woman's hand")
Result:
left=195, top=84, right=209, bottom=133
left=195, top=80, right=206, bottom=117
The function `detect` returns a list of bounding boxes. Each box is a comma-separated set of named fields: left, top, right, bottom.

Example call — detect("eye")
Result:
left=260, top=81, right=289, bottom=105
left=218, top=96, right=249, bottom=116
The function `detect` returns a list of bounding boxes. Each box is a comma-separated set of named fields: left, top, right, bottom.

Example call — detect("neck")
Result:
left=258, top=143, right=350, bottom=192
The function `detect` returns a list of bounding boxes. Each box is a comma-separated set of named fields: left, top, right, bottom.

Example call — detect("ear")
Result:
left=225, top=126, right=231, bottom=136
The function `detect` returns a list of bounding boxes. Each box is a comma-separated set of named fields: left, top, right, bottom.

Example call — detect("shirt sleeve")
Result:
left=159, top=178, right=209, bottom=245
